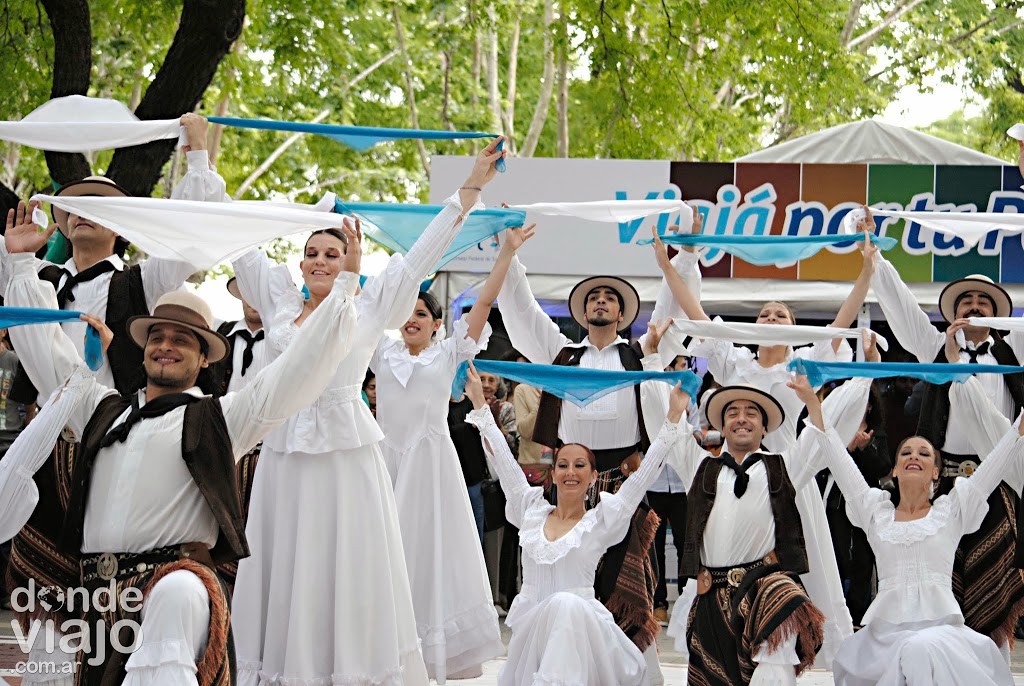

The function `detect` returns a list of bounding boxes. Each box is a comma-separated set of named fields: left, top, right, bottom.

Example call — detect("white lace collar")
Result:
left=519, top=503, right=601, bottom=565
left=873, top=496, right=952, bottom=545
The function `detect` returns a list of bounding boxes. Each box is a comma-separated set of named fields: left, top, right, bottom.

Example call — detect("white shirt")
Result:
left=6, top=264, right=360, bottom=553
left=0, top=150, right=226, bottom=391
left=873, top=254, right=1024, bottom=454
left=225, top=321, right=265, bottom=394
left=667, top=424, right=847, bottom=568
left=497, top=251, right=701, bottom=450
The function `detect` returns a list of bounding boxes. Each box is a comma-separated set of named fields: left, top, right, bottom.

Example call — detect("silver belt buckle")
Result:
left=727, top=567, right=745, bottom=587
left=96, top=552, right=119, bottom=580
left=958, top=460, right=978, bottom=477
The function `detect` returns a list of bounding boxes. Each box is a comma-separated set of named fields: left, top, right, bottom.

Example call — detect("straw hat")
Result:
left=50, top=176, right=129, bottom=235
left=127, top=291, right=230, bottom=362
left=938, top=274, right=1012, bottom=323
left=704, top=384, right=785, bottom=434
left=567, top=275, right=640, bottom=331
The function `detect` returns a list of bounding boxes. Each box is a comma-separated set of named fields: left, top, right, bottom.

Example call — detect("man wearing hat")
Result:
left=666, top=376, right=845, bottom=685
left=495, top=225, right=702, bottom=682
left=3, top=222, right=362, bottom=685
left=871, top=244, right=1024, bottom=653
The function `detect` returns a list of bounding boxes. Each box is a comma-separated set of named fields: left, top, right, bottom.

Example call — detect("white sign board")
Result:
left=429, top=156, right=682, bottom=277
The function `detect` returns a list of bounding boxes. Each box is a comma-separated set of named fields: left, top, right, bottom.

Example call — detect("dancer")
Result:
left=372, top=224, right=536, bottom=681
left=495, top=212, right=702, bottom=680
left=229, top=138, right=505, bottom=686
left=869, top=212, right=1024, bottom=650
left=2, top=220, right=363, bottom=684
left=666, top=375, right=849, bottom=685
left=465, top=362, right=689, bottom=686
left=827, top=333, right=1017, bottom=686
left=654, top=226, right=876, bottom=658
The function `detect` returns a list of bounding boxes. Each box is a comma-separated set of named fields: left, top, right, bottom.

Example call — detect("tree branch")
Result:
left=839, top=0, right=863, bottom=47
left=501, top=17, right=521, bottom=152
left=40, top=0, right=91, bottom=185
left=520, top=0, right=555, bottom=157
left=231, top=49, right=397, bottom=199
left=847, top=0, right=927, bottom=51
left=392, top=6, right=430, bottom=174
left=106, top=0, right=246, bottom=197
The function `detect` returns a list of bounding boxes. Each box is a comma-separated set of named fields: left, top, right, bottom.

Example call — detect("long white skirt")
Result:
left=833, top=618, right=1014, bottom=686
left=386, top=434, right=503, bottom=682
left=232, top=443, right=428, bottom=686
left=501, top=590, right=646, bottom=686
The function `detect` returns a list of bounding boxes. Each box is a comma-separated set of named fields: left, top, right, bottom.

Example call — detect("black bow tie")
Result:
left=718, top=452, right=765, bottom=497
left=232, top=328, right=264, bottom=376
left=99, top=393, right=200, bottom=448
left=56, top=260, right=117, bottom=308
left=962, top=341, right=991, bottom=363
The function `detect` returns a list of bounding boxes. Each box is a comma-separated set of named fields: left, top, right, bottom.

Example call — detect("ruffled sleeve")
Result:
left=442, top=317, right=492, bottom=364
left=691, top=324, right=754, bottom=382
left=800, top=336, right=853, bottom=364
left=948, top=421, right=1024, bottom=536
left=467, top=406, right=543, bottom=528
left=231, top=248, right=302, bottom=346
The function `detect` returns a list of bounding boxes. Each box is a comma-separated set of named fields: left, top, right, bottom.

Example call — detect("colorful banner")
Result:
left=430, top=157, right=1024, bottom=284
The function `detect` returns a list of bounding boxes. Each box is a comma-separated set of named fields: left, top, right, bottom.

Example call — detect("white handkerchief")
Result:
left=1007, top=123, right=1024, bottom=141
left=968, top=317, right=1024, bottom=333
left=867, top=209, right=1024, bottom=248
left=673, top=318, right=888, bottom=351
left=30, top=194, right=345, bottom=270
left=509, top=199, right=692, bottom=229
left=0, top=96, right=181, bottom=152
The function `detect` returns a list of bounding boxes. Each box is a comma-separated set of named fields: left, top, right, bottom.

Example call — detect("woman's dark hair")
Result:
left=501, top=348, right=528, bottom=363
left=362, top=370, right=375, bottom=391
left=417, top=291, right=443, bottom=321
left=303, top=228, right=348, bottom=254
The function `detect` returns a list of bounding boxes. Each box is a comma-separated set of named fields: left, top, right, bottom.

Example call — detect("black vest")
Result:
left=679, top=453, right=808, bottom=578
left=917, top=335, right=1024, bottom=448
left=533, top=342, right=651, bottom=451
left=58, top=394, right=249, bottom=565
left=206, top=320, right=239, bottom=397
left=10, top=264, right=148, bottom=404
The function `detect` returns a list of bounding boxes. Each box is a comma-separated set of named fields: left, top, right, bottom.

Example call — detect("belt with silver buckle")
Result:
left=80, top=542, right=212, bottom=585
left=697, top=551, right=779, bottom=595
left=942, top=457, right=978, bottom=478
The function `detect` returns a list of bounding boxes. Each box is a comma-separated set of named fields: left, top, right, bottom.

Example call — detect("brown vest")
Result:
left=679, top=453, right=808, bottom=578
left=533, top=342, right=651, bottom=451
left=58, top=394, right=249, bottom=564
left=917, top=334, right=1024, bottom=449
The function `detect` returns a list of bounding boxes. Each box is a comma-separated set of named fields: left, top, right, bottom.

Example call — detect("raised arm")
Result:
left=643, top=208, right=705, bottom=357
left=222, top=225, right=361, bottom=455
left=231, top=246, right=298, bottom=329
left=463, top=223, right=536, bottom=343
left=828, top=227, right=877, bottom=352
left=496, top=254, right=571, bottom=365
left=650, top=227, right=709, bottom=323
left=871, top=249, right=944, bottom=363
left=615, top=382, right=688, bottom=513
left=957, top=405, right=1024, bottom=503
left=464, top=362, right=538, bottom=528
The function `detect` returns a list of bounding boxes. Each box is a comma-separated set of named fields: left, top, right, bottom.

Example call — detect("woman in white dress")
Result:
left=229, top=139, right=506, bottom=686
left=464, top=362, right=689, bottom=686
left=827, top=334, right=1019, bottom=686
left=652, top=226, right=878, bottom=658
left=373, top=224, right=535, bottom=682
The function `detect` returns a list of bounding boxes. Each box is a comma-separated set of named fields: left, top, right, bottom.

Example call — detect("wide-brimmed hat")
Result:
left=127, top=291, right=230, bottom=363
left=938, top=274, right=1012, bottom=322
left=567, top=275, right=640, bottom=331
left=51, top=176, right=130, bottom=235
left=226, top=277, right=242, bottom=300
left=705, top=384, right=785, bottom=434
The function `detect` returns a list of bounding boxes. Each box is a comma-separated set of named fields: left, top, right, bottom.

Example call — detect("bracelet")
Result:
left=460, top=186, right=482, bottom=191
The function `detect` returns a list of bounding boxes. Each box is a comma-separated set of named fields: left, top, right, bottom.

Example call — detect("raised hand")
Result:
left=80, top=313, right=114, bottom=355
left=651, top=225, right=671, bottom=270
left=667, top=381, right=690, bottom=423
left=339, top=217, right=363, bottom=275
left=179, top=113, right=209, bottom=153
left=465, top=361, right=486, bottom=409
left=5, top=201, right=56, bottom=255
left=862, top=329, right=882, bottom=363
left=944, top=320, right=970, bottom=364
left=463, top=135, right=507, bottom=190
left=499, top=223, right=537, bottom=255
left=787, top=373, right=818, bottom=407
left=849, top=428, right=874, bottom=452
left=642, top=317, right=673, bottom=355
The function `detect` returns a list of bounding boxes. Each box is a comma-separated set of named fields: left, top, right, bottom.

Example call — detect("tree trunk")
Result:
left=392, top=6, right=431, bottom=175
left=40, top=0, right=92, bottom=185
left=502, top=18, right=521, bottom=152
left=519, top=0, right=555, bottom=157
left=555, top=10, right=569, bottom=157
left=105, top=0, right=246, bottom=197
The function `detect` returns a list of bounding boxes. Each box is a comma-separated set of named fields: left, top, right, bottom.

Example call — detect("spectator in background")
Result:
left=0, top=331, right=26, bottom=455
left=646, top=355, right=697, bottom=626
left=362, top=370, right=377, bottom=417
left=449, top=391, right=492, bottom=544
left=817, top=382, right=890, bottom=626
left=480, top=369, right=518, bottom=453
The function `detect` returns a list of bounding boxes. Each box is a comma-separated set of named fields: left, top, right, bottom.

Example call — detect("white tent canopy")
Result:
left=736, top=119, right=1006, bottom=166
